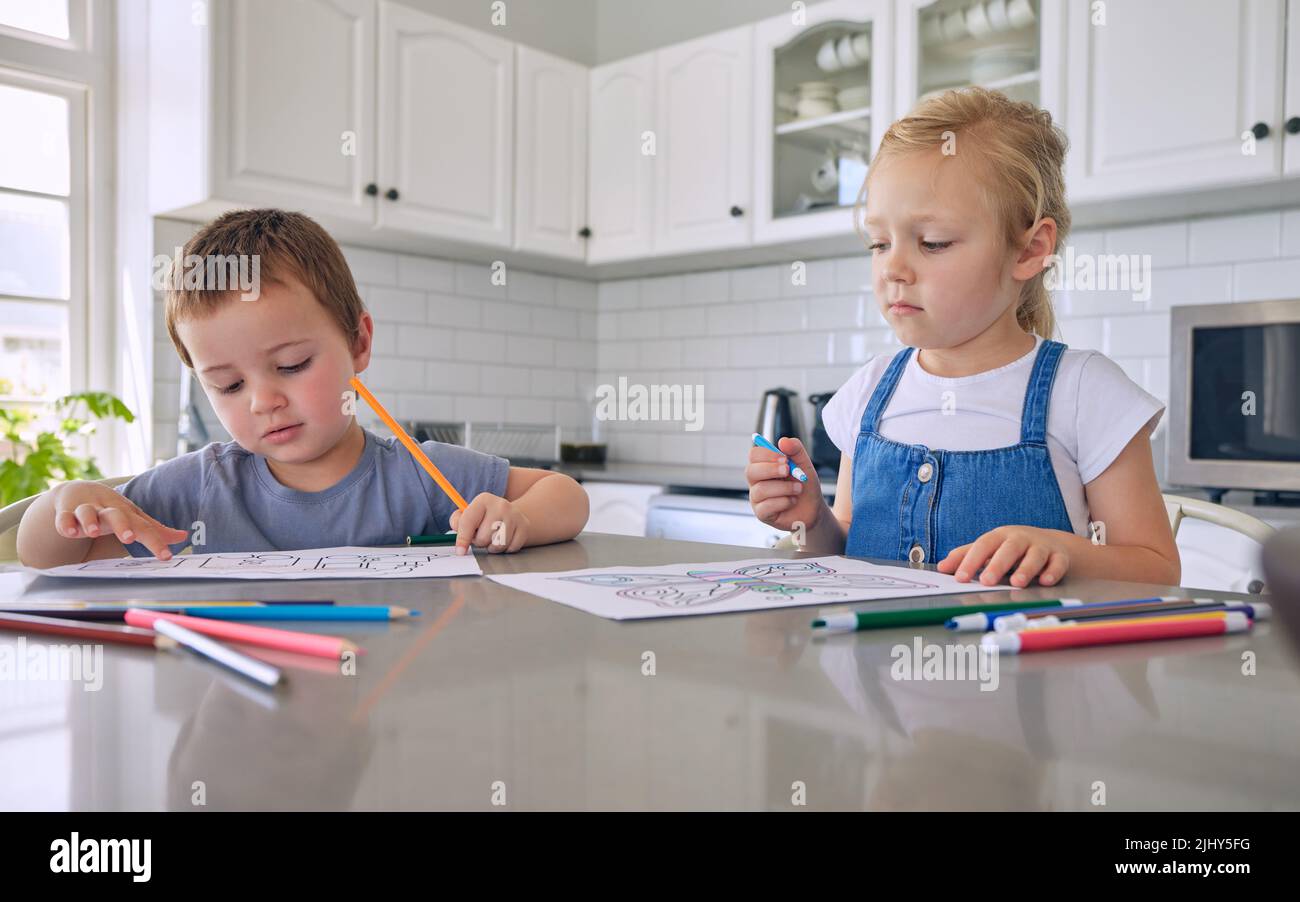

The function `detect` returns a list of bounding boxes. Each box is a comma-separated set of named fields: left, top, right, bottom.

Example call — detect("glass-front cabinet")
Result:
left=896, top=0, right=1065, bottom=120
left=752, top=0, right=894, bottom=243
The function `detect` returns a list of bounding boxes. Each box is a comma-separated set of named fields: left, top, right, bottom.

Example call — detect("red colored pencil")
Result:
left=982, top=611, right=1251, bottom=655
left=0, top=611, right=174, bottom=649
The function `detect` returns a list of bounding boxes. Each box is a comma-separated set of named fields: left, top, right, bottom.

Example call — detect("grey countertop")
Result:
left=1, top=532, right=1296, bottom=811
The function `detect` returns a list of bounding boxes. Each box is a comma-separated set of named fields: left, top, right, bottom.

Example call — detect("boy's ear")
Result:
left=351, top=312, right=375, bottom=371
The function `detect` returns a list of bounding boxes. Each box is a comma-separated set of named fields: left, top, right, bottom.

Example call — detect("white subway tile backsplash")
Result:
left=1104, top=221, right=1188, bottom=268
left=506, top=335, right=555, bottom=367
left=454, top=261, right=507, bottom=298
left=507, top=270, right=556, bottom=305
left=639, top=274, right=684, bottom=307
left=1282, top=210, right=1300, bottom=257
left=154, top=207, right=1300, bottom=471
left=396, top=324, right=452, bottom=359
left=730, top=265, right=782, bottom=301
left=781, top=259, right=836, bottom=297
left=427, top=292, right=481, bottom=329
left=1104, top=314, right=1170, bottom=358
left=681, top=271, right=730, bottom=304
left=554, top=277, right=597, bottom=311
left=364, top=286, right=426, bottom=324
left=598, top=280, right=639, bottom=311
left=833, top=256, right=871, bottom=293
left=1188, top=211, right=1281, bottom=264
left=1232, top=257, right=1300, bottom=302
left=343, top=246, right=398, bottom=286
left=396, top=255, right=454, bottom=292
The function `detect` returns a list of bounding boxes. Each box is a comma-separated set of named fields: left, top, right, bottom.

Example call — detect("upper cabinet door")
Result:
left=587, top=53, right=656, bottom=264
left=514, top=46, right=589, bottom=260
left=653, top=26, right=754, bottom=255
left=1066, top=0, right=1284, bottom=201
left=217, top=0, right=376, bottom=222
left=377, top=2, right=514, bottom=246
left=752, top=0, right=894, bottom=245
left=1284, top=0, right=1300, bottom=178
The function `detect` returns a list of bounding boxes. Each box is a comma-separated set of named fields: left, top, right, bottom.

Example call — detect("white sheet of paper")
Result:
left=487, top=555, right=1011, bottom=620
left=32, top=546, right=482, bottom=580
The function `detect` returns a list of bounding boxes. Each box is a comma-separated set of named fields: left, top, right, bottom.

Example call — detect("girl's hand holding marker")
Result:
left=747, top=434, right=826, bottom=533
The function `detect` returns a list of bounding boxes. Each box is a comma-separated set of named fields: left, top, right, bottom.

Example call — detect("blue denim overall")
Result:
left=844, top=339, right=1074, bottom=564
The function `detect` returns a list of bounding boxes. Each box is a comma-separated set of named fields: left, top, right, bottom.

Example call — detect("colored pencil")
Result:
left=159, top=605, right=417, bottom=621
left=0, top=611, right=176, bottom=649
left=152, top=618, right=283, bottom=687
left=125, top=610, right=359, bottom=660
left=982, top=611, right=1251, bottom=655
left=349, top=376, right=469, bottom=510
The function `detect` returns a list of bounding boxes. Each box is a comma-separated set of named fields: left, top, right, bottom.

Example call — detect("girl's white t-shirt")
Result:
left=821, top=334, right=1165, bottom=538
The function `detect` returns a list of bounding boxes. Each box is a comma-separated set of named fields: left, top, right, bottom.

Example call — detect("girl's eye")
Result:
left=280, top=356, right=313, bottom=374
left=868, top=241, right=888, bottom=252
left=922, top=241, right=953, bottom=251
left=220, top=380, right=242, bottom=395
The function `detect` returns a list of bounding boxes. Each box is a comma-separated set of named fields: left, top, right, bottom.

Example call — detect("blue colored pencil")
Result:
left=176, top=605, right=418, bottom=621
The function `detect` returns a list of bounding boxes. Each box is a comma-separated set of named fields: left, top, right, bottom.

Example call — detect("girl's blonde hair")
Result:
left=857, top=87, right=1070, bottom=341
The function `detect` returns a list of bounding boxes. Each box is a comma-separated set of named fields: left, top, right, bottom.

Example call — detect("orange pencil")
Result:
left=125, top=609, right=360, bottom=660
left=348, top=376, right=469, bottom=511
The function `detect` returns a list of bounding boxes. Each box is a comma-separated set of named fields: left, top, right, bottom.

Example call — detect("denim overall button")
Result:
left=917, top=462, right=933, bottom=483
left=908, top=544, right=925, bottom=563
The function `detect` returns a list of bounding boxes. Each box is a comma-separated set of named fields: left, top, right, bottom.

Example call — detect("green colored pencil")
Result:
left=812, top=599, right=1070, bottom=632
left=406, top=532, right=459, bottom=546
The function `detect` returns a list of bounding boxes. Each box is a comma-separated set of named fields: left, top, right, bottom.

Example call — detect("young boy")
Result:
left=17, top=209, right=589, bottom=567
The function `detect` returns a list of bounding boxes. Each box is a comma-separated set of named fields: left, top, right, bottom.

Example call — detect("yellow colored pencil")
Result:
left=349, top=376, right=469, bottom=511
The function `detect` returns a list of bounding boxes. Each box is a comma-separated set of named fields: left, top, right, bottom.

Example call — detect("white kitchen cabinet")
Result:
left=376, top=2, right=514, bottom=246
left=151, top=0, right=377, bottom=223
left=895, top=0, right=1065, bottom=122
left=581, top=482, right=663, bottom=536
left=587, top=54, right=657, bottom=263
left=752, top=0, right=894, bottom=244
left=653, top=26, right=754, bottom=255
left=1065, top=0, right=1285, bottom=201
left=514, top=46, right=589, bottom=260
left=1285, top=0, right=1300, bottom=178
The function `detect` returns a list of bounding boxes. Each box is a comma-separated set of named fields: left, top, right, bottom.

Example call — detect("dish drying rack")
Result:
left=403, top=420, right=562, bottom=467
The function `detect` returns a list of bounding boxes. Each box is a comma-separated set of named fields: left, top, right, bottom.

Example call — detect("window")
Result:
left=0, top=72, right=81, bottom=404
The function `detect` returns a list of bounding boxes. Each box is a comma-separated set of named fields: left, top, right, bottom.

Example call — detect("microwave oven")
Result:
left=1167, top=299, right=1300, bottom=497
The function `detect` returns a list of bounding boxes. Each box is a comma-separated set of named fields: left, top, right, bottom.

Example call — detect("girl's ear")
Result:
left=1012, top=217, right=1058, bottom=281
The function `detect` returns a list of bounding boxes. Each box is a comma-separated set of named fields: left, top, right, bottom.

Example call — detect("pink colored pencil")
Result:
left=125, top=609, right=360, bottom=660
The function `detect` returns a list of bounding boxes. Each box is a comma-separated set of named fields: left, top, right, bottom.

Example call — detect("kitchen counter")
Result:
left=1, top=533, right=1296, bottom=811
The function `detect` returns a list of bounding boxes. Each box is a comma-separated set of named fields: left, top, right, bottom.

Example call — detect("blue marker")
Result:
left=751, top=432, right=808, bottom=483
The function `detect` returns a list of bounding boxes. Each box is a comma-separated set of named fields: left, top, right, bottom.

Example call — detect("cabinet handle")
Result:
left=578, top=226, right=592, bottom=238
left=1286, top=116, right=1300, bottom=135
left=730, top=205, right=744, bottom=217
left=364, top=183, right=378, bottom=196
left=385, top=188, right=400, bottom=201
left=1250, top=122, right=1270, bottom=140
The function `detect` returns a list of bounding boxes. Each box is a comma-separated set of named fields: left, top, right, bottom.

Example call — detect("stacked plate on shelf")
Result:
left=794, top=81, right=838, bottom=119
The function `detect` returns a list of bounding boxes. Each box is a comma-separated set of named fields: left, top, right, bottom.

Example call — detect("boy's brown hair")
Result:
left=164, top=208, right=366, bottom=369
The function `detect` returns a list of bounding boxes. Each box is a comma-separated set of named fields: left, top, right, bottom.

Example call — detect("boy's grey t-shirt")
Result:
left=116, top=428, right=510, bottom=555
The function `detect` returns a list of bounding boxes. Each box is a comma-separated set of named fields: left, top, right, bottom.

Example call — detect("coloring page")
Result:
left=33, top=546, right=482, bottom=580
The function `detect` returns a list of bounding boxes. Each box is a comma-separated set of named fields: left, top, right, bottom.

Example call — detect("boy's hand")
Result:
left=50, top=481, right=190, bottom=560
left=746, top=437, right=825, bottom=533
left=449, top=492, right=530, bottom=555
left=936, top=526, right=1072, bottom=587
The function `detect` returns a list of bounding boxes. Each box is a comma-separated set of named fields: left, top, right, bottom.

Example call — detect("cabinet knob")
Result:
left=578, top=226, right=592, bottom=238
left=385, top=188, right=400, bottom=201
left=1251, top=121, right=1270, bottom=140
left=730, top=205, right=744, bottom=218
left=364, top=183, right=378, bottom=196
left=1286, top=116, right=1300, bottom=135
